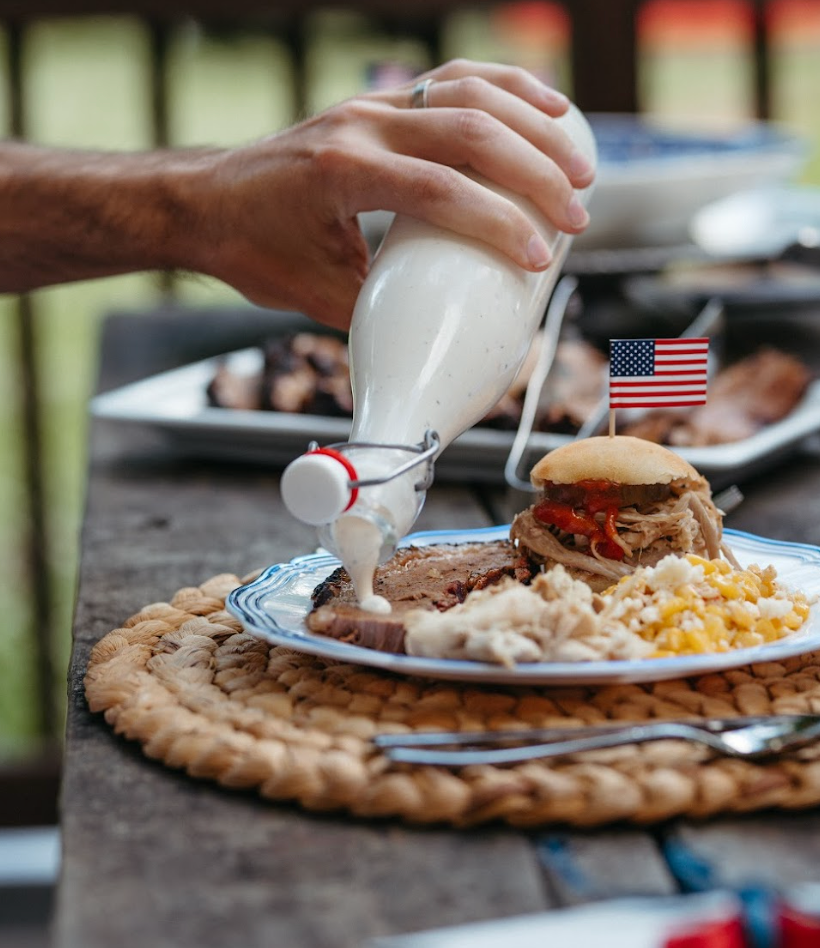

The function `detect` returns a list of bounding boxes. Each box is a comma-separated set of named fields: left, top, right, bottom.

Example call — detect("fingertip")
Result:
left=540, top=87, right=570, bottom=115
left=568, top=150, right=596, bottom=187
left=566, top=194, right=590, bottom=230
left=527, top=233, right=553, bottom=270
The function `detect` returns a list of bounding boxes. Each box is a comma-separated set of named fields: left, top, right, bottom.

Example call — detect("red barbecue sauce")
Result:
left=533, top=479, right=626, bottom=561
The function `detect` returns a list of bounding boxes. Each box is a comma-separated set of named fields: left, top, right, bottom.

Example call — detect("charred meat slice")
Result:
left=622, top=347, right=811, bottom=447
left=306, top=540, right=535, bottom=653
left=206, top=361, right=264, bottom=411
left=207, top=336, right=811, bottom=446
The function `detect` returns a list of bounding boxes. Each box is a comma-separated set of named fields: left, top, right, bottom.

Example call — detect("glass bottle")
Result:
left=281, top=103, right=597, bottom=609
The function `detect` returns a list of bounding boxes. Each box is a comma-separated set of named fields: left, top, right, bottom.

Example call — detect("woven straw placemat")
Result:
left=84, top=572, right=820, bottom=828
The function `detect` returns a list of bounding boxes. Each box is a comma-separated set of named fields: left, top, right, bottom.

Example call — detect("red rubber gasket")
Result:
left=306, top=447, right=359, bottom=511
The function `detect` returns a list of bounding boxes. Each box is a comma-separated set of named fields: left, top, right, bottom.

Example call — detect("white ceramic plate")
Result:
left=90, top=348, right=820, bottom=490
left=226, top=525, right=820, bottom=686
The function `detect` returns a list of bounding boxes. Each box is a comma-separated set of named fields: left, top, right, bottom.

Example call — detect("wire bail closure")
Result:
left=306, top=429, right=440, bottom=493
left=504, top=275, right=579, bottom=493
left=503, top=286, right=725, bottom=494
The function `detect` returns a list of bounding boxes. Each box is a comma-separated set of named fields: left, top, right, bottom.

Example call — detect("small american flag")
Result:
left=609, top=337, right=709, bottom=409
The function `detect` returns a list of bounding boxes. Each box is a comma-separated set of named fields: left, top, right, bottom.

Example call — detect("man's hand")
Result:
left=194, top=60, right=594, bottom=329
left=0, top=59, right=594, bottom=331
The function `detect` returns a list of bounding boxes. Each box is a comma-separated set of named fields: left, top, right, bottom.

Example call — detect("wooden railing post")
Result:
left=146, top=15, right=178, bottom=294
left=6, top=17, right=59, bottom=744
left=565, top=0, right=640, bottom=112
left=751, top=0, right=772, bottom=120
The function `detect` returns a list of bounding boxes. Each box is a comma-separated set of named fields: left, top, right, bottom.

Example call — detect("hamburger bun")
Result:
left=530, top=435, right=704, bottom=490
left=511, top=435, right=728, bottom=591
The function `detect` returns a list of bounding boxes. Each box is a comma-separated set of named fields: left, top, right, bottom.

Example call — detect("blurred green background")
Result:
left=2, top=0, right=820, bottom=760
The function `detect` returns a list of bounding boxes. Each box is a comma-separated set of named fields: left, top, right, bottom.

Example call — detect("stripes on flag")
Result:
left=609, top=337, right=709, bottom=409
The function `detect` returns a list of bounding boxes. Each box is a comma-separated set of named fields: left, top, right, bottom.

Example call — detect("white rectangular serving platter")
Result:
left=91, top=347, right=820, bottom=488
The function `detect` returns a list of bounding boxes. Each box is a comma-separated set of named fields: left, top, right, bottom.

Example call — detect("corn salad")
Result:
left=602, top=554, right=812, bottom=657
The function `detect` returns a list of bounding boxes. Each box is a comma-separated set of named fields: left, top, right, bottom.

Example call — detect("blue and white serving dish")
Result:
left=227, top=525, right=820, bottom=686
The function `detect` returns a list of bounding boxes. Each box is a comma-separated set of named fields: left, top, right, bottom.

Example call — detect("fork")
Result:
left=373, top=714, right=820, bottom=766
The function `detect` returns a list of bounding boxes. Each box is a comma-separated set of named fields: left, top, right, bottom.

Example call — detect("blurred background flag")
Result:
left=609, top=337, right=709, bottom=409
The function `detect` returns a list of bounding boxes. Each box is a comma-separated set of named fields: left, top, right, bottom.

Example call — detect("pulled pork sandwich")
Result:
left=510, top=435, right=731, bottom=591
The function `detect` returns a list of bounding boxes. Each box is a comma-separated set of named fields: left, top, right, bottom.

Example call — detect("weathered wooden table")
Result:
left=54, top=305, right=820, bottom=948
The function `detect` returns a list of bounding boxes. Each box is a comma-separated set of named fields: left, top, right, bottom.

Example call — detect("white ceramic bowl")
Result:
left=575, top=114, right=808, bottom=251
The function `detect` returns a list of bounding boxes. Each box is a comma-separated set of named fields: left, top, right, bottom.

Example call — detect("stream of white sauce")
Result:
left=333, top=515, right=392, bottom=614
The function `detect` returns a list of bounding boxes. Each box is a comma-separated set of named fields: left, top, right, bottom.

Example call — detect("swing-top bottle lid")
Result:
left=280, top=448, right=359, bottom=526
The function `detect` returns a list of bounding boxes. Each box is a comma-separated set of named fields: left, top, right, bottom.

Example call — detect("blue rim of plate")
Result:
left=226, top=526, right=820, bottom=685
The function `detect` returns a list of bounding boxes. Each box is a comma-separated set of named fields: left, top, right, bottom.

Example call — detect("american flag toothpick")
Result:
left=608, top=337, right=709, bottom=437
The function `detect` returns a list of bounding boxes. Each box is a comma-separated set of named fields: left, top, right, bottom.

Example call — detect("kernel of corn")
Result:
left=712, top=580, right=741, bottom=600
left=795, top=600, right=811, bottom=619
left=703, top=614, right=726, bottom=639
left=783, top=612, right=805, bottom=631
left=727, top=601, right=754, bottom=630
left=663, top=628, right=684, bottom=651
left=659, top=597, right=687, bottom=620
left=690, top=555, right=714, bottom=572
left=736, top=630, right=765, bottom=649
left=738, top=578, right=762, bottom=602
left=683, top=629, right=708, bottom=652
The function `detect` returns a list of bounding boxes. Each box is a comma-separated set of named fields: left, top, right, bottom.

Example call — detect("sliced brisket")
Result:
left=306, top=540, right=534, bottom=653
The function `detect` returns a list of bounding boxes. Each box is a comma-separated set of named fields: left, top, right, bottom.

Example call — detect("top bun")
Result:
left=530, top=436, right=704, bottom=488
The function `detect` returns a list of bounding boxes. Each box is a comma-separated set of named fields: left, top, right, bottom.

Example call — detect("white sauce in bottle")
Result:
left=285, top=104, right=597, bottom=612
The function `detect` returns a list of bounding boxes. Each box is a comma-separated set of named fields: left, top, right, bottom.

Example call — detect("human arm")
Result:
left=0, top=59, right=594, bottom=330
left=0, top=144, right=219, bottom=293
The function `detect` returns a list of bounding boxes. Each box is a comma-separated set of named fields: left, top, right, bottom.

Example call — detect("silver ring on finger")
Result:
left=410, top=77, right=434, bottom=109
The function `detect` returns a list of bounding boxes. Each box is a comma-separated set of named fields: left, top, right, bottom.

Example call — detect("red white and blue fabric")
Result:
left=609, top=337, right=709, bottom=409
